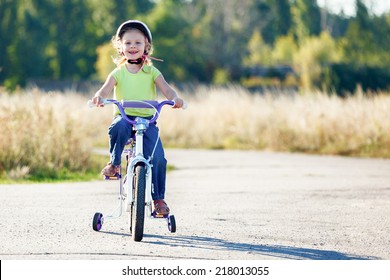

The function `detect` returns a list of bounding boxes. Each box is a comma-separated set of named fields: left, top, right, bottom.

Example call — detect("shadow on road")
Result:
left=100, top=230, right=131, bottom=237
left=144, top=234, right=378, bottom=260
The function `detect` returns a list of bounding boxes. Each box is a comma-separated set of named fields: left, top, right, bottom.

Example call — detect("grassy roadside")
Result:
left=0, top=154, right=107, bottom=184
left=1, top=86, right=389, bottom=182
left=0, top=150, right=176, bottom=184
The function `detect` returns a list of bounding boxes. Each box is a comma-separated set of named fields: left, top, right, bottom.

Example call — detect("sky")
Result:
left=317, top=0, right=390, bottom=16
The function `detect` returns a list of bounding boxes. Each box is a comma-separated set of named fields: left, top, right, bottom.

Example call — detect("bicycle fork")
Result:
left=125, top=127, right=153, bottom=213
left=125, top=161, right=152, bottom=210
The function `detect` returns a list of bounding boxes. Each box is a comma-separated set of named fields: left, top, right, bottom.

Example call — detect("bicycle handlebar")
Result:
left=87, top=99, right=183, bottom=125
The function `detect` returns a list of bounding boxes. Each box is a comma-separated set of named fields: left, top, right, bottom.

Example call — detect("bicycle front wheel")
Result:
left=131, top=164, right=146, bottom=242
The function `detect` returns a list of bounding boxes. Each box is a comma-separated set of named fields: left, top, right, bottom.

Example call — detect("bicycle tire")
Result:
left=131, top=164, right=146, bottom=242
left=168, top=215, right=176, bottom=233
left=92, top=212, right=103, bottom=231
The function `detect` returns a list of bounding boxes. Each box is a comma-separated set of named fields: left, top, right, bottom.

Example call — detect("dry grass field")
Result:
left=160, top=85, right=390, bottom=156
left=1, top=85, right=389, bottom=180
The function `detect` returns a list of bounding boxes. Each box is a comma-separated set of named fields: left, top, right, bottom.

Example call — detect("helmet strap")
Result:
left=127, top=57, right=144, bottom=64
left=127, top=54, right=164, bottom=64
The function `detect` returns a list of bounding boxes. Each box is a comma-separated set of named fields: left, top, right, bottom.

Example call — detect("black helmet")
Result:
left=116, top=20, right=152, bottom=43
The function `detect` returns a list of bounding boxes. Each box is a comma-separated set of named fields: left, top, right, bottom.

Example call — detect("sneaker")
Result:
left=153, top=199, right=170, bottom=215
left=101, top=163, right=120, bottom=177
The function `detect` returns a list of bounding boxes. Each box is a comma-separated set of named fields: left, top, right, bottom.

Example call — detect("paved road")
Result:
left=0, top=149, right=389, bottom=260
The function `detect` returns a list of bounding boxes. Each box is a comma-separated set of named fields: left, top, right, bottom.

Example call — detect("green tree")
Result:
left=0, top=0, right=21, bottom=88
left=291, top=0, right=321, bottom=42
left=42, top=0, right=99, bottom=79
left=272, top=34, right=298, bottom=64
left=95, top=42, right=117, bottom=82
left=341, top=0, right=390, bottom=67
left=274, top=0, right=292, bottom=36
left=186, top=0, right=259, bottom=82
left=243, top=29, right=273, bottom=66
left=261, top=0, right=292, bottom=43
left=141, top=0, right=193, bottom=81
left=341, top=0, right=372, bottom=66
left=293, top=31, right=341, bottom=90
left=2, top=0, right=390, bottom=91
left=87, top=0, right=155, bottom=36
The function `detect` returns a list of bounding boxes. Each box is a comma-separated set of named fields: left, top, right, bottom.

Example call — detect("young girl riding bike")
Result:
left=91, top=20, right=185, bottom=216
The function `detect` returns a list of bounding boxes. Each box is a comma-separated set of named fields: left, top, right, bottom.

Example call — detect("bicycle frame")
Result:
left=95, top=99, right=174, bottom=217
left=90, top=98, right=178, bottom=239
left=125, top=116, right=153, bottom=213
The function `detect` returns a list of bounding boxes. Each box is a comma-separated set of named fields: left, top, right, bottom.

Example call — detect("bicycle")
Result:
left=88, top=98, right=182, bottom=241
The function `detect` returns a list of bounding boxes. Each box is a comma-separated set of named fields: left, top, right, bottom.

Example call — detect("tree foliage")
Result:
left=1, top=0, right=390, bottom=93
left=293, top=31, right=341, bottom=90
left=291, top=0, right=321, bottom=42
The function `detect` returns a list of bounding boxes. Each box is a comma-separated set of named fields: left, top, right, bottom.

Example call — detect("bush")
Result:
left=324, top=63, right=390, bottom=95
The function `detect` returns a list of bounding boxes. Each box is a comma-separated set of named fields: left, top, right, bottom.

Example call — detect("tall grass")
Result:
left=1, top=86, right=389, bottom=180
left=0, top=89, right=106, bottom=181
left=159, top=85, right=390, bottom=157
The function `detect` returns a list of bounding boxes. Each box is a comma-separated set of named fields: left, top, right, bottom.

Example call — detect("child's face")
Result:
left=121, top=29, right=147, bottom=60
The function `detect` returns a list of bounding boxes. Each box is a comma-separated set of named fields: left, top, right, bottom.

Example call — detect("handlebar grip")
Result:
left=171, top=100, right=188, bottom=110
left=87, top=98, right=111, bottom=108
left=87, top=100, right=95, bottom=108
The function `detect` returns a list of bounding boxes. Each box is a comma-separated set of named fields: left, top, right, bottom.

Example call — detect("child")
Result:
left=91, top=20, right=184, bottom=215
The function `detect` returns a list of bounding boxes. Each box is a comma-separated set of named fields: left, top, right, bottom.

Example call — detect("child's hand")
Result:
left=173, top=97, right=185, bottom=109
left=91, top=96, right=104, bottom=107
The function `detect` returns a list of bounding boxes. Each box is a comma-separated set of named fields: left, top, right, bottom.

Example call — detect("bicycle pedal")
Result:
left=103, top=174, right=121, bottom=180
left=151, top=211, right=168, bottom=219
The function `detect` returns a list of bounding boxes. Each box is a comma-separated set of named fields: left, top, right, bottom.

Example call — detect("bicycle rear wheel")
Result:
left=130, top=164, right=146, bottom=242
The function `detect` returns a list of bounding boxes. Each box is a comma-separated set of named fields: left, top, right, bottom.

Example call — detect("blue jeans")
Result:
left=108, top=115, right=167, bottom=200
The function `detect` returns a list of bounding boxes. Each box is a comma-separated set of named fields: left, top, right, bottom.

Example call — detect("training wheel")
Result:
left=92, top=212, right=103, bottom=231
left=167, top=215, right=176, bottom=233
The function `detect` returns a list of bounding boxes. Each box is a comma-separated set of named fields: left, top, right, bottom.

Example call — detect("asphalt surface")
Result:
left=0, top=149, right=389, bottom=260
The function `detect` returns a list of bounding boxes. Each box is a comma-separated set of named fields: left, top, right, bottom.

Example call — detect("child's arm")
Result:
left=155, top=75, right=184, bottom=108
left=91, top=75, right=116, bottom=106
